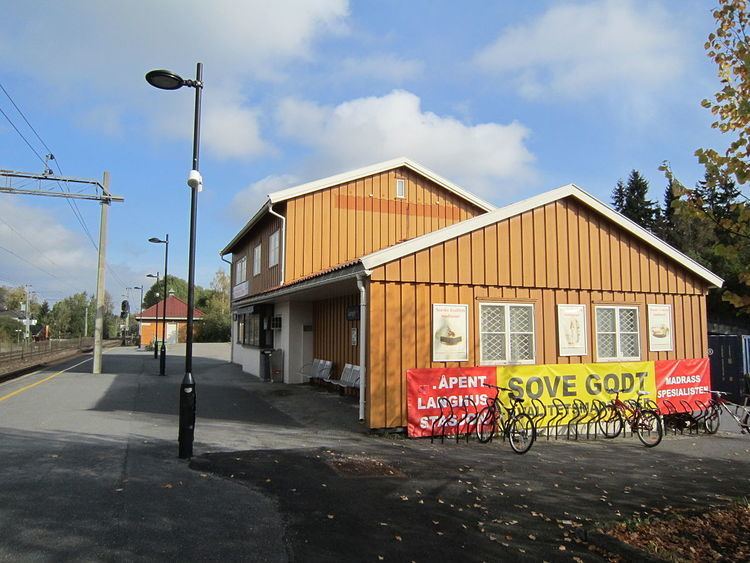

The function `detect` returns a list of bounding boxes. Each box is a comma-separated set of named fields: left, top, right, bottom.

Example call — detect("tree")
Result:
left=612, top=170, right=660, bottom=233
left=195, top=269, right=230, bottom=342
left=143, top=275, right=189, bottom=307
left=0, top=317, right=23, bottom=343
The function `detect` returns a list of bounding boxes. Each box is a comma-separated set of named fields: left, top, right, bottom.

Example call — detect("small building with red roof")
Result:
left=134, top=295, right=204, bottom=346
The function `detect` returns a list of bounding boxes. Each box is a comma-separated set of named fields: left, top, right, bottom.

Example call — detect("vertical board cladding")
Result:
left=283, top=166, right=486, bottom=283
left=232, top=211, right=283, bottom=298
left=365, top=196, right=713, bottom=429
left=312, top=294, right=361, bottom=380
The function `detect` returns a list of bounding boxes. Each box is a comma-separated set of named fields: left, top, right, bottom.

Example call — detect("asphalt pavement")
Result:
left=1, top=345, right=749, bottom=562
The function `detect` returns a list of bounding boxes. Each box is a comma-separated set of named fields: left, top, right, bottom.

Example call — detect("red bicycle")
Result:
left=599, top=388, right=664, bottom=447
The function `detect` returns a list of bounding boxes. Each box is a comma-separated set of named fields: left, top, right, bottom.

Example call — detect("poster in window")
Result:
left=648, top=304, right=673, bottom=352
left=432, top=304, right=469, bottom=362
left=557, top=304, right=587, bottom=356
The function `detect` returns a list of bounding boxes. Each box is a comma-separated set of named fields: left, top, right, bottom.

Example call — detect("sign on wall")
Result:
left=648, top=304, right=674, bottom=352
left=406, top=367, right=496, bottom=437
left=432, top=304, right=469, bottom=362
left=557, top=304, right=587, bottom=356
left=654, top=358, right=710, bottom=412
left=233, top=281, right=249, bottom=299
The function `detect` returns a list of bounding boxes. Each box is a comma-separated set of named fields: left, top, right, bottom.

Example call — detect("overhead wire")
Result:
left=0, top=80, right=130, bottom=292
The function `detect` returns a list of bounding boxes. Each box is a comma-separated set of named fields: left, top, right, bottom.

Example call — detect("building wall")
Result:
left=231, top=212, right=284, bottom=299
left=365, top=196, right=711, bottom=429
left=285, top=167, right=486, bottom=284
left=140, top=320, right=190, bottom=345
left=312, top=294, right=361, bottom=379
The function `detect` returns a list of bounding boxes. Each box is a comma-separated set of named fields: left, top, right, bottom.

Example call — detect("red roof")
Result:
left=135, top=295, right=204, bottom=320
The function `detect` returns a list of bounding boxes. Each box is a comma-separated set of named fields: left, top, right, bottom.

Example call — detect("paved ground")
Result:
left=1, top=345, right=749, bottom=562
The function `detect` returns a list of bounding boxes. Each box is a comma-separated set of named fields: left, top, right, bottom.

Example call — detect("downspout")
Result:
left=267, top=201, right=286, bottom=286
left=220, top=254, right=234, bottom=364
left=356, top=272, right=369, bottom=422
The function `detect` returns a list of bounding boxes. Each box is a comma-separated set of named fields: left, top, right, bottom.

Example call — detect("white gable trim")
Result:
left=267, top=157, right=495, bottom=212
left=361, top=184, right=723, bottom=288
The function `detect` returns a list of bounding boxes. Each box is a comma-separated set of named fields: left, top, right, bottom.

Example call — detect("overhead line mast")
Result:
left=0, top=168, right=124, bottom=374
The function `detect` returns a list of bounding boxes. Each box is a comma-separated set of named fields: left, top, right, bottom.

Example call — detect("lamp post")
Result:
left=146, top=63, right=203, bottom=459
left=133, top=285, right=144, bottom=349
left=146, top=273, right=160, bottom=359
left=149, top=235, right=169, bottom=376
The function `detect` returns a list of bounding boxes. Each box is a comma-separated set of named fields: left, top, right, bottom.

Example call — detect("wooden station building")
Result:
left=220, top=157, right=722, bottom=430
left=135, top=295, right=204, bottom=347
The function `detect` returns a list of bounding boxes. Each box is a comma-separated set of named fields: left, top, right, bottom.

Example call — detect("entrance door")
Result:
left=166, top=323, right=178, bottom=344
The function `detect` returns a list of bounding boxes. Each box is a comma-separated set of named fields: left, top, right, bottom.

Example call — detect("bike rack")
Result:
left=455, top=397, right=478, bottom=444
left=431, top=397, right=456, bottom=444
left=550, top=399, right=568, bottom=440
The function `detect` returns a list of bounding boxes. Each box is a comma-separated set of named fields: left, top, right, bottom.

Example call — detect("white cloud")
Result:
left=276, top=90, right=535, bottom=199
left=77, top=105, right=125, bottom=137
left=0, top=0, right=350, bottom=158
left=338, top=54, right=423, bottom=83
left=474, top=0, right=684, bottom=102
left=229, top=174, right=299, bottom=220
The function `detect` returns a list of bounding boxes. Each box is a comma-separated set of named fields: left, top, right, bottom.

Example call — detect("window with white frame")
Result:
left=268, top=230, right=279, bottom=268
left=253, top=244, right=261, bottom=276
left=595, top=305, right=640, bottom=361
left=235, top=256, right=247, bottom=284
left=479, top=302, right=535, bottom=365
left=395, top=178, right=406, bottom=199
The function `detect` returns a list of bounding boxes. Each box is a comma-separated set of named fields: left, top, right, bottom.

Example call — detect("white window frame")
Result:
left=268, top=230, right=279, bottom=268
left=395, top=178, right=406, bottom=199
left=235, top=256, right=247, bottom=284
left=478, top=302, right=536, bottom=366
left=595, top=305, right=641, bottom=362
left=253, top=244, right=261, bottom=276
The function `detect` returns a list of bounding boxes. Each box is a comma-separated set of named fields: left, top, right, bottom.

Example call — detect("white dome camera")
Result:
left=187, top=169, right=203, bottom=191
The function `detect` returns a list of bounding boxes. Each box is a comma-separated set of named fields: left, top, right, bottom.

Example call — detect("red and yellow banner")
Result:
left=406, top=359, right=711, bottom=437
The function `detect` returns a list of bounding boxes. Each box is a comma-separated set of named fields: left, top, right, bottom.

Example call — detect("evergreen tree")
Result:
left=612, top=170, right=660, bottom=233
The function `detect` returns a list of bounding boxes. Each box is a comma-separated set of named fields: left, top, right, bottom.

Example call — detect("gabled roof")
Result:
left=360, top=184, right=724, bottom=288
left=220, top=157, right=495, bottom=256
left=135, top=295, right=205, bottom=320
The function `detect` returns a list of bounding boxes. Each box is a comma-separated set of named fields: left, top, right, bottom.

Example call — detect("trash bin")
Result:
left=260, top=349, right=273, bottom=382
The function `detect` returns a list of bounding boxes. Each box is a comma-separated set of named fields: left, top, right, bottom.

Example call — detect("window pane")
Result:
left=597, top=333, right=617, bottom=358
left=596, top=307, right=616, bottom=332
left=509, top=306, right=532, bottom=333
left=619, top=308, right=638, bottom=333
left=481, top=305, right=505, bottom=333
left=620, top=333, right=640, bottom=358
left=510, top=333, right=533, bottom=361
left=481, top=333, right=506, bottom=362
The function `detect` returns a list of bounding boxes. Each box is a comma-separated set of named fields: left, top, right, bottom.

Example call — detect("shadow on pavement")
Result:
left=192, top=433, right=750, bottom=562
left=0, top=426, right=286, bottom=562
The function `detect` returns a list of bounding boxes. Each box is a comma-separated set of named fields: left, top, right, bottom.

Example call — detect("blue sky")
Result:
left=0, top=1, right=727, bottom=307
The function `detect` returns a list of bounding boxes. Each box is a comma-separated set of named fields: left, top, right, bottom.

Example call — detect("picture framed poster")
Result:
left=557, top=304, right=587, bottom=356
left=648, top=304, right=674, bottom=352
left=432, top=304, right=469, bottom=362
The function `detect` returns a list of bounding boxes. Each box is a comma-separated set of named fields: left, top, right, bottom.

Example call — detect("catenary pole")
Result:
left=92, top=171, right=110, bottom=374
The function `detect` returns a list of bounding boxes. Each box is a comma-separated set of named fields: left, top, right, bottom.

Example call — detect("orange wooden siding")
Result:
left=366, top=196, right=711, bottom=429
left=285, top=167, right=485, bottom=284
left=312, top=294, right=361, bottom=378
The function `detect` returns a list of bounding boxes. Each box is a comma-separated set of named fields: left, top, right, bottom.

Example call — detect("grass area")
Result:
left=608, top=500, right=750, bottom=561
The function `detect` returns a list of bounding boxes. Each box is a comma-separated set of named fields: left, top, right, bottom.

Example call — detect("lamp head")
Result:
left=148, top=237, right=166, bottom=244
left=145, top=69, right=184, bottom=90
left=147, top=274, right=158, bottom=279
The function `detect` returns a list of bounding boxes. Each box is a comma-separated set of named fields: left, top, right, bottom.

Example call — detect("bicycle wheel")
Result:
left=508, top=413, right=535, bottom=454
left=634, top=410, right=663, bottom=447
left=704, top=405, right=721, bottom=434
left=476, top=406, right=496, bottom=443
left=598, top=405, right=623, bottom=438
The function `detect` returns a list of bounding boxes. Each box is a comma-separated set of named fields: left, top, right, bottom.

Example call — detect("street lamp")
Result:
left=146, top=272, right=160, bottom=359
left=146, top=63, right=203, bottom=459
left=133, top=285, right=144, bottom=349
left=149, top=235, right=169, bottom=376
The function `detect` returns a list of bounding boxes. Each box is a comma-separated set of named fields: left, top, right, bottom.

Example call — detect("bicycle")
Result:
left=599, top=388, right=663, bottom=447
left=475, top=383, right=536, bottom=454
left=704, top=390, right=750, bottom=434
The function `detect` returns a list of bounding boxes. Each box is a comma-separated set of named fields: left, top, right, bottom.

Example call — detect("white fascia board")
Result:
left=361, top=183, right=724, bottom=288
left=219, top=200, right=270, bottom=256
left=267, top=157, right=495, bottom=212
